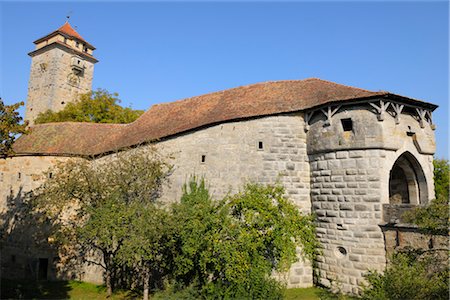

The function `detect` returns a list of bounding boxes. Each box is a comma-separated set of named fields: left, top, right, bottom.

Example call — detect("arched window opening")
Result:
left=389, top=152, right=428, bottom=205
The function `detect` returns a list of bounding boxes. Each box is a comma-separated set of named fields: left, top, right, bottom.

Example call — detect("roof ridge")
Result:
left=143, top=78, right=321, bottom=110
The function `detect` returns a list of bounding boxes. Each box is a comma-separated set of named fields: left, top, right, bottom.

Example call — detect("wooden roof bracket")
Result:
left=320, top=105, right=341, bottom=126
left=304, top=111, right=314, bottom=132
left=391, top=103, right=404, bottom=125
left=369, top=100, right=390, bottom=121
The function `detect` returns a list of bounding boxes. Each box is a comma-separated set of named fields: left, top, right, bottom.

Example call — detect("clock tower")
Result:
left=25, top=22, right=98, bottom=125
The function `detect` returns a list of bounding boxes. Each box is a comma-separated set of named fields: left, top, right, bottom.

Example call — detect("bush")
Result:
left=360, top=250, right=449, bottom=300
left=169, top=179, right=319, bottom=299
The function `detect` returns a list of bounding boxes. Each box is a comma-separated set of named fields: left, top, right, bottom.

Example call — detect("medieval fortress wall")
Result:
left=0, top=22, right=440, bottom=294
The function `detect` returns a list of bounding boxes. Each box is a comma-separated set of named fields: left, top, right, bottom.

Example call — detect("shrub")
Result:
left=360, top=250, right=449, bottom=300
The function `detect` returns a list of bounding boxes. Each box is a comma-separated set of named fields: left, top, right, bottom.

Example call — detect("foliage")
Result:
left=403, top=159, right=449, bottom=235
left=117, top=203, right=174, bottom=300
left=34, top=89, right=144, bottom=124
left=433, top=158, right=449, bottom=201
left=169, top=179, right=319, bottom=299
left=360, top=250, right=449, bottom=300
left=403, top=196, right=449, bottom=235
left=0, top=100, right=28, bottom=157
left=32, top=147, right=172, bottom=297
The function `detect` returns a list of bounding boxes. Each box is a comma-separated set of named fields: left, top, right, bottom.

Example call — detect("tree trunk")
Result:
left=143, top=267, right=150, bottom=300
left=106, top=268, right=113, bottom=298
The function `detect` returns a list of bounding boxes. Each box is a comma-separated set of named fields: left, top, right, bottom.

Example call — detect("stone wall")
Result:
left=102, top=113, right=314, bottom=287
left=0, top=155, right=103, bottom=283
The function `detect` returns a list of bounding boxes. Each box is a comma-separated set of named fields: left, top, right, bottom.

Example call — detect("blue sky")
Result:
left=1, top=1, right=448, bottom=158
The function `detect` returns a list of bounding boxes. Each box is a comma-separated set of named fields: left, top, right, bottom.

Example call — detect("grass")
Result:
left=1, top=279, right=357, bottom=299
left=0, top=279, right=132, bottom=300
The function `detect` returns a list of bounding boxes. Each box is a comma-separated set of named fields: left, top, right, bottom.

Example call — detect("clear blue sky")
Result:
left=1, top=1, right=448, bottom=159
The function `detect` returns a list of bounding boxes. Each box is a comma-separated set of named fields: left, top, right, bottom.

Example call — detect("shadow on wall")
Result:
left=0, top=186, right=84, bottom=289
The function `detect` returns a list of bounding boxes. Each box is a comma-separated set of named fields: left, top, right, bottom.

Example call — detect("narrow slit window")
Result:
left=341, top=118, right=353, bottom=132
left=48, top=172, right=53, bottom=179
left=258, top=141, right=264, bottom=150
left=18, top=172, right=21, bottom=180
left=201, top=155, right=206, bottom=163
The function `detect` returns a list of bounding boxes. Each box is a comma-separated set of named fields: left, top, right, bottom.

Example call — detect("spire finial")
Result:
left=66, top=11, right=73, bottom=22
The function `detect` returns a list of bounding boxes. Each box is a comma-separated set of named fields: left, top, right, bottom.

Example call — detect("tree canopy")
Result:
left=32, top=148, right=173, bottom=298
left=34, top=89, right=144, bottom=124
left=0, top=99, right=28, bottom=158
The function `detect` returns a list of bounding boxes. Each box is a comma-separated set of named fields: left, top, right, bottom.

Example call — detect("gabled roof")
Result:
left=13, top=78, right=437, bottom=157
left=33, top=21, right=95, bottom=49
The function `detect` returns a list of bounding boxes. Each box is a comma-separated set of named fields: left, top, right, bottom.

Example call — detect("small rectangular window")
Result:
left=341, top=118, right=353, bottom=132
left=48, top=172, right=53, bottom=179
left=201, top=155, right=206, bottom=163
left=18, top=172, right=21, bottom=180
left=258, top=141, right=264, bottom=150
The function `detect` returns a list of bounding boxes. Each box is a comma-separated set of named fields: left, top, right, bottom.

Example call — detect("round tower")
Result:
left=25, top=22, right=98, bottom=125
left=305, top=96, right=437, bottom=293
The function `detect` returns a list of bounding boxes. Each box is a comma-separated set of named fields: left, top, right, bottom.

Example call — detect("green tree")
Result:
left=117, top=203, right=174, bottom=300
left=433, top=158, right=449, bottom=201
left=0, top=99, right=28, bottom=157
left=170, top=179, right=319, bottom=299
left=34, top=89, right=144, bottom=124
left=32, top=148, right=172, bottom=297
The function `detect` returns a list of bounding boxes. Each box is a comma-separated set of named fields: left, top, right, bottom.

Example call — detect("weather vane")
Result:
left=66, top=11, right=73, bottom=22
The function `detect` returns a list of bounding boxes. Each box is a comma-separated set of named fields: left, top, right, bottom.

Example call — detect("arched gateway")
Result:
left=389, top=152, right=428, bottom=205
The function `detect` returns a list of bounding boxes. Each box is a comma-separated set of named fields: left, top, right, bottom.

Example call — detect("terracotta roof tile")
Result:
left=57, top=22, right=85, bottom=42
left=13, top=78, right=436, bottom=157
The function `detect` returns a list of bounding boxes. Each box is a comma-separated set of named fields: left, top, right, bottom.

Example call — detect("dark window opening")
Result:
left=61, top=101, right=65, bottom=105
left=18, top=172, right=21, bottom=180
left=341, top=118, right=353, bottom=132
left=76, top=41, right=79, bottom=48
left=48, top=172, right=53, bottom=179
left=201, top=155, right=206, bottom=163
left=38, top=258, right=48, bottom=280
left=258, top=141, right=263, bottom=150
left=11, top=255, right=16, bottom=263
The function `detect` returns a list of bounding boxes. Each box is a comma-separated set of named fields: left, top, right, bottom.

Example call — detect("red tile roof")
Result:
left=57, top=22, right=85, bottom=42
left=13, top=78, right=436, bottom=157
left=34, top=22, right=95, bottom=49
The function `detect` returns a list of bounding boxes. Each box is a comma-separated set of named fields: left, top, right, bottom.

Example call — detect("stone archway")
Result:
left=389, top=152, right=428, bottom=205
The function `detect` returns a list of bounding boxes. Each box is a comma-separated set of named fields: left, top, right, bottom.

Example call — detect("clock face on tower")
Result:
left=67, top=73, right=80, bottom=87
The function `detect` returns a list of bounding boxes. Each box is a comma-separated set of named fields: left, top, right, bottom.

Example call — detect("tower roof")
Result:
left=57, top=21, right=85, bottom=42
left=33, top=21, right=95, bottom=49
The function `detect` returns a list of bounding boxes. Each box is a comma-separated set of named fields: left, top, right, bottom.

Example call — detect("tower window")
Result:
left=201, top=155, right=206, bottom=163
left=341, top=118, right=353, bottom=132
